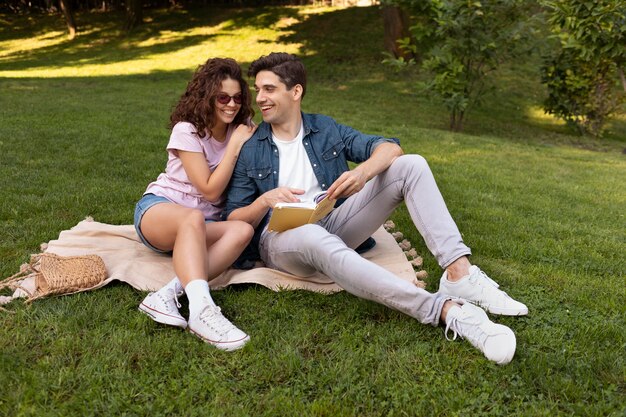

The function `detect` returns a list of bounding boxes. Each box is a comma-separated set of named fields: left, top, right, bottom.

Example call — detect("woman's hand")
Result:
left=231, top=123, right=257, bottom=148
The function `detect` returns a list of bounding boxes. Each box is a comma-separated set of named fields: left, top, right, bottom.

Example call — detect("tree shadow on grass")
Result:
left=277, top=6, right=385, bottom=81
left=0, top=6, right=300, bottom=72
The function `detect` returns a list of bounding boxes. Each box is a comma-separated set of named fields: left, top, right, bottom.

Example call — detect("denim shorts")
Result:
left=134, top=193, right=218, bottom=254
left=134, top=193, right=173, bottom=254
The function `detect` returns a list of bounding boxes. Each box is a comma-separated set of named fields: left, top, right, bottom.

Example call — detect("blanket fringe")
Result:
left=0, top=260, right=38, bottom=310
left=0, top=262, right=37, bottom=297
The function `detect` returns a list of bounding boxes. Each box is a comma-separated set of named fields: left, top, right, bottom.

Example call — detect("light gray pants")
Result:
left=259, top=154, right=471, bottom=325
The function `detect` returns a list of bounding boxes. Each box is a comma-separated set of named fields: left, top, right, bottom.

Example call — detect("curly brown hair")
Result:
left=170, top=58, right=254, bottom=137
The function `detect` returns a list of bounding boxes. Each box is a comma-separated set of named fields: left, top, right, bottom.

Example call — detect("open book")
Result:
left=267, top=191, right=335, bottom=233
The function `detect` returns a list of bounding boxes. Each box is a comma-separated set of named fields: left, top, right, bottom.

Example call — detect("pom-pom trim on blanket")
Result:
left=384, top=220, right=428, bottom=288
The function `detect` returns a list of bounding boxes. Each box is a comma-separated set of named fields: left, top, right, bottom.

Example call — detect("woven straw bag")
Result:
left=0, top=253, right=107, bottom=303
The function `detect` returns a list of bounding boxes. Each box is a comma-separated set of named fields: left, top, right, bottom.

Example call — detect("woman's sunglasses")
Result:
left=216, top=93, right=243, bottom=105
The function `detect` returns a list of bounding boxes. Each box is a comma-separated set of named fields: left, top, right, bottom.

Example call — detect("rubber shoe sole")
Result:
left=484, top=303, right=528, bottom=316
left=139, top=303, right=187, bottom=329
left=188, top=327, right=250, bottom=351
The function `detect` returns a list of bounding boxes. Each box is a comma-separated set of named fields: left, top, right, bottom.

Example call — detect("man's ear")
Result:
left=292, top=84, right=303, bottom=101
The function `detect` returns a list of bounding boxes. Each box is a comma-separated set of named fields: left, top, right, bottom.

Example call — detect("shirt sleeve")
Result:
left=335, top=122, right=400, bottom=163
left=166, top=122, right=204, bottom=153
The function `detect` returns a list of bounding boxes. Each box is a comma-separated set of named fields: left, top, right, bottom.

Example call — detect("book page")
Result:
left=275, top=201, right=316, bottom=209
left=275, top=191, right=327, bottom=209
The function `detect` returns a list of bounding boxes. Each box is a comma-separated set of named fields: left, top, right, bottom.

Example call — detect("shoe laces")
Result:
left=197, top=305, right=236, bottom=336
left=468, top=269, right=513, bottom=304
left=445, top=310, right=487, bottom=345
left=159, top=288, right=182, bottom=312
left=469, top=268, right=499, bottom=289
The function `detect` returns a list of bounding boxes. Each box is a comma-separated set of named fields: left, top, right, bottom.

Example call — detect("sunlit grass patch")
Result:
left=525, top=104, right=567, bottom=129
left=526, top=105, right=563, bottom=123
left=0, top=30, right=67, bottom=58
left=0, top=7, right=307, bottom=78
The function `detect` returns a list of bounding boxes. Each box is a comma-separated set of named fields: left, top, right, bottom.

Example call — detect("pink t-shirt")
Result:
left=144, top=122, right=233, bottom=221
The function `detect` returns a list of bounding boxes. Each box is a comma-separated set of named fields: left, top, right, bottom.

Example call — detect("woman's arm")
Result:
left=179, top=124, right=256, bottom=202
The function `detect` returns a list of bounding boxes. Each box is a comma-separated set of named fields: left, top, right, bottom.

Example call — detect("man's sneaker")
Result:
left=445, top=302, right=516, bottom=365
left=438, top=266, right=528, bottom=316
left=188, top=301, right=250, bottom=351
left=139, top=289, right=187, bottom=329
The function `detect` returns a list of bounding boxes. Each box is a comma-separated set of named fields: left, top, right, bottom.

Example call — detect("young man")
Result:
left=224, top=52, right=528, bottom=364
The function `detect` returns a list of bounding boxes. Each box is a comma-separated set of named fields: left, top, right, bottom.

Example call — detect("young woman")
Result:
left=134, top=58, right=256, bottom=351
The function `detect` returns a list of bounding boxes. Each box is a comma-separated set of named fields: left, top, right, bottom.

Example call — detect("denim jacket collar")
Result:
left=255, top=112, right=320, bottom=141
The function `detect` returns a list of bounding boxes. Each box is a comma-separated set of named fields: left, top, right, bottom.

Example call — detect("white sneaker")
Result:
left=139, top=289, right=187, bottom=329
left=438, top=266, right=528, bottom=316
left=188, top=301, right=250, bottom=351
left=445, top=302, right=516, bottom=365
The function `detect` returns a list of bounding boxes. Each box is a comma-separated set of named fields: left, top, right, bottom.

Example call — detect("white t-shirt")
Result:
left=144, top=121, right=233, bottom=221
left=273, top=123, right=323, bottom=203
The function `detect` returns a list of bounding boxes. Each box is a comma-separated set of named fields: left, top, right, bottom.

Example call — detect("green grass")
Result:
left=1, top=5, right=625, bottom=416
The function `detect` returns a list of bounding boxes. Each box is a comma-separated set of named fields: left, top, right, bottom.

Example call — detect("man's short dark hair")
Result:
left=248, top=52, right=307, bottom=98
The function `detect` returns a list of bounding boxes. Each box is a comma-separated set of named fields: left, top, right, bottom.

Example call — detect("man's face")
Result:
left=254, top=70, right=300, bottom=125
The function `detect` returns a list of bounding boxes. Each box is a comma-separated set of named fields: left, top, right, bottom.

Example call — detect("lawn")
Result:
left=1, top=5, right=625, bottom=416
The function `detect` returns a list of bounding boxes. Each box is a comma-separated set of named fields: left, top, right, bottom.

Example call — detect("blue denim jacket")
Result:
left=224, top=112, right=400, bottom=266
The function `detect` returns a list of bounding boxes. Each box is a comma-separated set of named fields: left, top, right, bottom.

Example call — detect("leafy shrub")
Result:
left=383, top=0, right=531, bottom=131
left=540, top=0, right=626, bottom=137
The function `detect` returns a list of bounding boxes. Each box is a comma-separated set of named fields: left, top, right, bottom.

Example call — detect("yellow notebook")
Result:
left=267, top=192, right=335, bottom=233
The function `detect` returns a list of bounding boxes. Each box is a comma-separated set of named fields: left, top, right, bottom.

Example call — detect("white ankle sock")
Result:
left=162, top=276, right=183, bottom=294
left=185, top=279, right=216, bottom=318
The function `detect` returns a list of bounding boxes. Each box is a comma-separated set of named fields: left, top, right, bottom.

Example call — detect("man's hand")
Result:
left=326, top=169, right=368, bottom=200
left=262, top=187, right=305, bottom=208
left=326, top=143, right=403, bottom=200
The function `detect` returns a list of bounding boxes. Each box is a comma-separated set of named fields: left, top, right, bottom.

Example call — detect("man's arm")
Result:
left=326, top=142, right=403, bottom=200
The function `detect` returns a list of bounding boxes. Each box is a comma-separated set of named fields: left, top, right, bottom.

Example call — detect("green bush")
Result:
left=383, top=0, right=531, bottom=131
left=540, top=0, right=626, bottom=137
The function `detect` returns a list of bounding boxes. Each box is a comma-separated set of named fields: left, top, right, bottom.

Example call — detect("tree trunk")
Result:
left=382, top=5, right=414, bottom=60
left=619, top=68, right=626, bottom=93
left=449, top=109, right=465, bottom=131
left=125, top=0, right=143, bottom=31
left=59, top=0, right=77, bottom=40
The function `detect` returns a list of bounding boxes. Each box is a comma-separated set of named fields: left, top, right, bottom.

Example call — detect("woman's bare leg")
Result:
left=202, top=221, right=254, bottom=280
left=140, top=203, right=252, bottom=285
left=139, top=202, right=254, bottom=350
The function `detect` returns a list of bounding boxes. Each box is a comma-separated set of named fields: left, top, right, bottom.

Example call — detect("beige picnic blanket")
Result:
left=1, top=218, right=425, bottom=304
